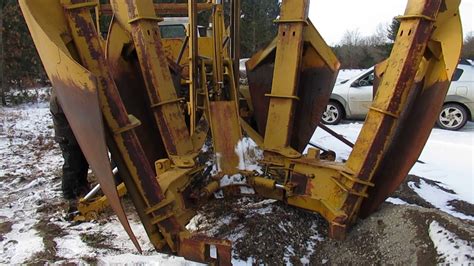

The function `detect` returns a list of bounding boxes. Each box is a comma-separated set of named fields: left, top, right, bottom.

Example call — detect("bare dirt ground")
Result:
left=1, top=102, right=473, bottom=264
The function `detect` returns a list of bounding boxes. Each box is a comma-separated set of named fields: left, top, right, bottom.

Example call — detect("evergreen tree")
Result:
left=240, top=0, right=280, bottom=58
left=387, top=18, right=401, bottom=42
left=1, top=0, right=47, bottom=105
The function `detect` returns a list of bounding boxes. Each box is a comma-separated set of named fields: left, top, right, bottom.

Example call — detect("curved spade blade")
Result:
left=19, top=0, right=141, bottom=252
left=53, top=76, right=141, bottom=253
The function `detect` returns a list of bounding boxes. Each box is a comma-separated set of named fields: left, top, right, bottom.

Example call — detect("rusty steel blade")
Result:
left=52, top=80, right=142, bottom=252
left=359, top=0, right=462, bottom=217
left=53, top=76, right=141, bottom=253
left=19, top=0, right=141, bottom=252
left=359, top=79, right=449, bottom=217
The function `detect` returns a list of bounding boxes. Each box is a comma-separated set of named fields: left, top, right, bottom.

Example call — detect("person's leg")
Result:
left=75, top=147, right=90, bottom=197
left=50, top=89, right=89, bottom=199
left=59, top=142, right=79, bottom=200
left=60, top=143, right=89, bottom=198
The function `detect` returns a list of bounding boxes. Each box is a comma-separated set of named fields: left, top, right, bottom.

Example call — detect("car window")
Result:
left=452, top=68, right=463, bottom=81
left=160, top=25, right=186, bottom=39
left=354, top=71, right=375, bottom=87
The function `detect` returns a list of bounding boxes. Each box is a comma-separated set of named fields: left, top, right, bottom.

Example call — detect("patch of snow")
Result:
left=55, top=234, right=94, bottom=259
left=100, top=218, right=156, bottom=252
left=0, top=101, right=204, bottom=264
left=409, top=179, right=473, bottom=220
left=98, top=253, right=204, bottom=266
left=213, top=190, right=224, bottom=199
left=300, top=224, right=323, bottom=264
left=234, top=137, right=263, bottom=173
left=13, top=177, right=47, bottom=192
left=307, top=122, right=361, bottom=162
left=429, top=221, right=474, bottom=264
left=201, top=142, right=210, bottom=153
left=220, top=174, right=246, bottom=187
left=1, top=223, right=44, bottom=264
left=253, top=205, right=273, bottom=215
left=231, top=256, right=254, bottom=266
left=239, top=186, right=255, bottom=195
left=385, top=197, right=412, bottom=206
left=283, top=245, right=295, bottom=265
left=211, top=153, right=222, bottom=176
left=243, top=199, right=277, bottom=208
left=186, top=213, right=205, bottom=232
left=410, top=122, right=474, bottom=204
left=0, top=104, right=61, bottom=263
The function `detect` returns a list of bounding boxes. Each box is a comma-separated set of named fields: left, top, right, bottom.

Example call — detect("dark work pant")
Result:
left=59, top=142, right=89, bottom=199
left=50, top=89, right=89, bottom=199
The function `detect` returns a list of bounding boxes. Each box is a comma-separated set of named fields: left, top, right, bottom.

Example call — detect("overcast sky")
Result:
left=308, top=0, right=474, bottom=45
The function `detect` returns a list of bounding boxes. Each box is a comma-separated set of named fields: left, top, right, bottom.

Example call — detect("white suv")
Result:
left=322, top=62, right=474, bottom=130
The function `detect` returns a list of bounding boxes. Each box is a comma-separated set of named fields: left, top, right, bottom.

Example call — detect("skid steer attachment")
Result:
left=20, top=0, right=462, bottom=264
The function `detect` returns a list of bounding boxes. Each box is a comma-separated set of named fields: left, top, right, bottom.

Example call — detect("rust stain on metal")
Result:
left=64, top=5, right=175, bottom=240
left=109, top=60, right=168, bottom=167
left=179, top=235, right=232, bottom=265
left=291, top=65, right=336, bottom=151
left=210, top=101, right=241, bottom=175
left=247, top=60, right=274, bottom=136
left=126, top=4, right=193, bottom=157
left=360, top=80, right=449, bottom=217
left=290, top=173, right=309, bottom=195
left=342, top=0, right=443, bottom=225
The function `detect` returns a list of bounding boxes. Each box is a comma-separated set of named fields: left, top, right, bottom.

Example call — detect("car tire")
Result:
left=322, top=101, right=344, bottom=125
left=436, top=103, right=468, bottom=131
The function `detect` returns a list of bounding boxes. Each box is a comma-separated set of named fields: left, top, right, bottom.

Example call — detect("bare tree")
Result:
left=462, top=32, right=474, bottom=60
left=365, top=23, right=388, bottom=46
left=337, top=29, right=365, bottom=68
left=341, top=28, right=362, bottom=46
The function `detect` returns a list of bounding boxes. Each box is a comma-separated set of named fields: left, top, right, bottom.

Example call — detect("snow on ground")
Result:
left=0, top=102, right=59, bottom=264
left=385, top=197, right=413, bottom=206
left=408, top=178, right=473, bottom=220
left=235, top=137, right=263, bottom=173
left=0, top=101, right=201, bottom=264
left=98, top=254, right=200, bottom=266
left=429, top=221, right=474, bottom=264
left=308, top=121, right=474, bottom=217
left=411, top=122, right=474, bottom=203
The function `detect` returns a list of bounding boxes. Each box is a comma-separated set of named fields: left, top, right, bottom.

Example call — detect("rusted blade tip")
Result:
left=114, top=207, right=143, bottom=254
left=116, top=213, right=142, bottom=253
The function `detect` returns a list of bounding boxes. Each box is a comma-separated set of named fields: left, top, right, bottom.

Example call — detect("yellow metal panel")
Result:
left=263, top=0, right=309, bottom=156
